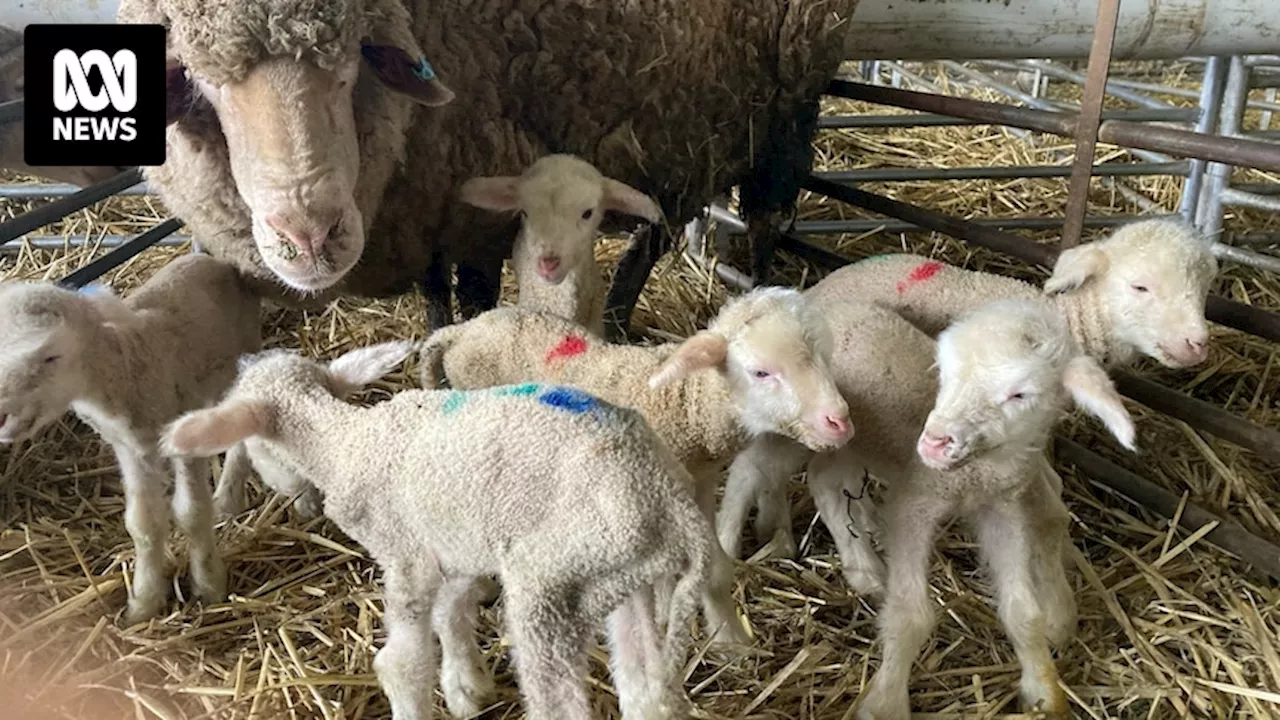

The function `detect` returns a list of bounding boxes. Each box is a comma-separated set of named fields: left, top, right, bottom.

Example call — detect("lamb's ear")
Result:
left=459, top=177, right=521, bottom=212
left=360, top=41, right=455, bottom=107
left=162, top=401, right=272, bottom=457
left=1044, top=245, right=1109, bottom=295
left=326, top=341, right=416, bottom=398
left=649, top=331, right=729, bottom=389
left=602, top=178, right=663, bottom=224
left=1062, top=355, right=1136, bottom=451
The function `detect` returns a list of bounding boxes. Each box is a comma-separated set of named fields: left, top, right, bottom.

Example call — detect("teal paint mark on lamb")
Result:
left=492, top=383, right=540, bottom=397
left=855, top=254, right=894, bottom=264
left=441, top=391, right=466, bottom=415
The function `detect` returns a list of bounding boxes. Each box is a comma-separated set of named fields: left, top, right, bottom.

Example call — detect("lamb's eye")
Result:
left=582, top=208, right=594, bottom=220
left=43, top=355, right=60, bottom=364
left=753, top=369, right=772, bottom=379
left=1009, top=392, right=1026, bottom=401
left=1131, top=284, right=1149, bottom=293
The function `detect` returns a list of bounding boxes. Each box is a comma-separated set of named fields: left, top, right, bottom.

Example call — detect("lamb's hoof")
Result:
left=123, top=591, right=168, bottom=626
left=716, top=531, right=743, bottom=562
left=706, top=617, right=752, bottom=648
left=193, top=563, right=228, bottom=608
left=1021, top=671, right=1069, bottom=718
left=295, top=490, right=324, bottom=520
left=843, top=566, right=886, bottom=602
left=212, top=492, right=245, bottom=522
left=767, top=529, right=799, bottom=561
left=442, top=660, right=496, bottom=718
left=853, top=686, right=909, bottom=720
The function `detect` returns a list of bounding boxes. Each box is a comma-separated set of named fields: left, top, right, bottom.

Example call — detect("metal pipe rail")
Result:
left=0, top=168, right=145, bottom=245
left=815, top=162, right=1190, bottom=183
left=0, top=183, right=155, bottom=199
left=0, top=99, right=21, bottom=125
left=817, top=108, right=1197, bottom=129
left=57, top=219, right=184, bottom=289
left=826, top=80, right=1280, bottom=174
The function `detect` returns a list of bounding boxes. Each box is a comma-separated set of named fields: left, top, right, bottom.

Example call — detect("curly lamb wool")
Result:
left=117, top=0, right=861, bottom=334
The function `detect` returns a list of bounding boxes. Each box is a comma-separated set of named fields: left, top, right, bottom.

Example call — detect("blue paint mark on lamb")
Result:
left=537, top=386, right=599, bottom=414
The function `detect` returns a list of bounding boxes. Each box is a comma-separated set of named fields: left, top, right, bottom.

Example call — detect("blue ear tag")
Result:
left=413, top=57, right=437, bottom=81
left=77, top=282, right=113, bottom=297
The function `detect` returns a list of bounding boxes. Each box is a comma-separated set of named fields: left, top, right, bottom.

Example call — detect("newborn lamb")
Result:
left=161, top=342, right=713, bottom=720
left=460, top=154, right=663, bottom=337
left=0, top=255, right=261, bottom=622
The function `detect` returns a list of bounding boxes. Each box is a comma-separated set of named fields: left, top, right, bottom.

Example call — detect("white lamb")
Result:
left=723, top=217, right=1218, bottom=564
left=0, top=255, right=261, bottom=623
left=724, top=298, right=1136, bottom=719
left=459, top=154, right=663, bottom=337
left=419, top=287, right=853, bottom=648
left=160, top=341, right=713, bottom=720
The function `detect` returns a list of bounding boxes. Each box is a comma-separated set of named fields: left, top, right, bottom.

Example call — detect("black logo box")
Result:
left=24, top=24, right=167, bottom=168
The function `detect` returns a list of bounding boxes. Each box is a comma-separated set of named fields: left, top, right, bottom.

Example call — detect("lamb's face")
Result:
left=515, top=159, right=609, bottom=284
left=918, top=301, right=1072, bottom=471
left=194, top=58, right=366, bottom=293
left=1099, top=222, right=1217, bottom=368
left=721, top=290, right=853, bottom=452
left=0, top=285, right=89, bottom=444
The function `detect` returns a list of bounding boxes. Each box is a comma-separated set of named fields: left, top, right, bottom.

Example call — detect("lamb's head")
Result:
left=460, top=154, right=662, bottom=284
left=140, top=0, right=456, bottom=292
left=0, top=283, right=123, bottom=443
left=918, top=299, right=1137, bottom=471
left=649, top=287, right=853, bottom=452
left=1044, top=218, right=1217, bottom=368
left=0, top=25, right=127, bottom=186
left=162, top=341, right=415, bottom=458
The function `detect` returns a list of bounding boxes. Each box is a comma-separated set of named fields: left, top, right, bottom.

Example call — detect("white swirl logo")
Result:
left=52, top=49, right=137, bottom=113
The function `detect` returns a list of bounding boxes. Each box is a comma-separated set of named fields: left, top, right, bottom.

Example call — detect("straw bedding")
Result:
left=1, top=60, right=1278, bottom=719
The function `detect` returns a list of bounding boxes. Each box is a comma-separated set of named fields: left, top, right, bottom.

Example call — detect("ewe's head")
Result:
left=460, top=155, right=662, bottom=284
left=648, top=287, right=853, bottom=452
left=144, top=0, right=456, bottom=292
left=1044, top=218, right=1218, bottom=368
left=0, top=283, right=123, bottom=443
left=162, top=341, right=414, bottom=458
left=918, top=299, right=1136, bottom=471
left=0, top=26, right=126, bottom=186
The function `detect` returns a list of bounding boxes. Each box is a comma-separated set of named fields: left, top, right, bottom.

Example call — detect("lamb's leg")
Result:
left=717, top=434, right=811, bottom=560
left=974, top=500, right=1070, bottom=716
left=504, top=585, right=594, bottom=720
left=211, top=443, right=251, bottom=521
left=373, top=559, right=443, bottom=720
left=692, top=476, right=750, bottom=647
left=432, top=576, right=497, bottom=719
left=607, top=587, right=665, bottom=720
left=172, top=457, right=226, bottom=607
left=422, top=254, right=453, bottom=332
left=856, top=485, right=950, bottom=720
left=806, top=448, right=886, bottom=599
left=1027, top=465, right=1077, bottom=647
left=117, top=447, right=173, bottom=624
left=455, top=256, right=503, bottom=322
left=604, top=223, right=671, bottom=342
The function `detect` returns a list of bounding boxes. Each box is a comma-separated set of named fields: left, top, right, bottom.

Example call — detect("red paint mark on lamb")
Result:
left=546, top=335, right=589, bottom=363
left=896, top=260, right=944, bottom=295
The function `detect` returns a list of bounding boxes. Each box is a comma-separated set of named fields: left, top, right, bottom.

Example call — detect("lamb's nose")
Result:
left=920, top=431, right=952, bottom=449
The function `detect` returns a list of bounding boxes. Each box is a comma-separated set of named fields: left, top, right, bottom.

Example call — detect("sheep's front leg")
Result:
left=422, top=253, right=454, bottom=332
left=607, top=587, right=666, bottom=720
left=605, top=223, right=672, bottom=342
left=211, top=443, right=251, bottom=521
left=1026, top=465, right=1077, bottom=647
left=856, top=484, right=950, bottom=720
left=806, top=448, right=885, bottom=599
left=117, top=447, right=173, bottom=624
left=717, top=434, right=811, bottom=560
left=973, top=499, right=1070, bottom=717
left=432, top=576, right=497, bottom=718
left=172, top=457, right=226, bottom=606
left=455, top=256, right=504, bottom=322
left=692, top=473, right=750, bottom=646
left=374, top=559, right=443, bottom=720
left=504, top=584, right=594, bottom=720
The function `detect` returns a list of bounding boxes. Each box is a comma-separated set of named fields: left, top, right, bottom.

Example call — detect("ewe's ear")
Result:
left=164, top=58, right=194, bottom=126
left=602, top=178, right=662, bottom=224
left=649, top=331, right=729, bottom=389
left=326, top=341, right=415, bottom=398
left=1044, top=245, right=1109, bottom=295
left=162, top=400, right=272, bottom=457
left=459, top=177, right=521, bottom=212
left=1062, top=355, right=1136, bottom=451
left=360, top=41, right=456, bottom=107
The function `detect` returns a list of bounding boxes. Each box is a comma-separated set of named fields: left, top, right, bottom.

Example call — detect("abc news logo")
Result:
left=24, top=24, right=166, bottom=168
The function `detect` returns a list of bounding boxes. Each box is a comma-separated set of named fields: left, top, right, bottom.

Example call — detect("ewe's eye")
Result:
left=581, top=208, right=594, bottom=220
left=43, top=355, right=60, bottom=365
left=1131, top=283, right=1149, bottom=293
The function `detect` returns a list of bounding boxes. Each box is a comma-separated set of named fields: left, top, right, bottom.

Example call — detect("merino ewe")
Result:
left=161, top=342, right=713, bottom=720
left=0, top=255, right=261, bottom=623
left=0, top=25, right=128, bottom=186
left=726, top=299, right=1135, bottom=719
left=116, top=0, right=859, bottom=336
left=418, top=286, right=851, bottom=678
left=460, top=154, right=663, bottom=337
left=728, top=217, right=1219, bottom=562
